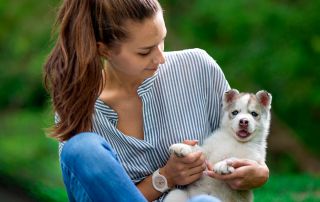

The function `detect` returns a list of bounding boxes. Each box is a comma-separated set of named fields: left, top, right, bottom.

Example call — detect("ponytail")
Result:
left=44, top=0, right=103, bottom=141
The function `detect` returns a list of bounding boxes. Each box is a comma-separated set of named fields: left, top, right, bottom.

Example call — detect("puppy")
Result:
left=164, top=89, right=272, bottom=202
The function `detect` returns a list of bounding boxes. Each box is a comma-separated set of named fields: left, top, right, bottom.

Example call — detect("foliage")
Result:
left=161, top=0, right=320, bottom=156
left=0, top=109, right=68, bottom=201
left=0, top=0, right=57, bottom=109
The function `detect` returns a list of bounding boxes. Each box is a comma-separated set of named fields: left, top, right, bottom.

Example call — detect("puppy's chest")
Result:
left=203, top=136, right=263, bottom=164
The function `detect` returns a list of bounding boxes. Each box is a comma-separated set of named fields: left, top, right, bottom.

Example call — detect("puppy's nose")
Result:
left=239, top=118, right=249, bottom=127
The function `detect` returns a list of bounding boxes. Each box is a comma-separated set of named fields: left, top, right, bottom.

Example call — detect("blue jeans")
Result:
left=60, top=132, right=221, bottom=202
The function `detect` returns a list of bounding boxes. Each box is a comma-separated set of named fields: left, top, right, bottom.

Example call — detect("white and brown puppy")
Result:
left=164, top=89, right=272, bottom=202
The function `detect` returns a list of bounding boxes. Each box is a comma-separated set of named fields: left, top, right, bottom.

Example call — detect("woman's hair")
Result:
left=43, top=0, right=162, bottom=141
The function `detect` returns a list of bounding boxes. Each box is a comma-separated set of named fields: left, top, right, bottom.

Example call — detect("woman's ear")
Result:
left=97, top=42, right=110, bottom=60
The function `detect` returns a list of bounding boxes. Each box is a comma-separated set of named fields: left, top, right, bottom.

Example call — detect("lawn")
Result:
left=253, top=174, right=320, bottom=201
left=0, top=109, right=319, bottom=201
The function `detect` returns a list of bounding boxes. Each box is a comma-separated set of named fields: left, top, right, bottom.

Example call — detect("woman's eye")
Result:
left=252, top=112, right=258, bottom=117
left=139, top=51, right=150, bottom=56
left=232, top=111, right=238, bottom=115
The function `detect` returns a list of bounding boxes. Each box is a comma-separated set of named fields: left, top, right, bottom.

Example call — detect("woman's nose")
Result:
left=152, top=45, right=166, bottom=64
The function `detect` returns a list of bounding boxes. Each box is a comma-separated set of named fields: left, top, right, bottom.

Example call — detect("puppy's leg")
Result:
left=163, top=189, right=189, bottom=202
left=213, top=157, right=238, bottom=174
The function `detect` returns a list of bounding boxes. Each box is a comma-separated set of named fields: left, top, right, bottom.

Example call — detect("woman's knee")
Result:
left=60, top=132, right=117, bottom=169
left=60, top=132, right=125, bottom=194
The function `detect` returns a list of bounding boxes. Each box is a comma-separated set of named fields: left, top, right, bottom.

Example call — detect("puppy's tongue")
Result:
left=237, top=130, right=250, bottom=138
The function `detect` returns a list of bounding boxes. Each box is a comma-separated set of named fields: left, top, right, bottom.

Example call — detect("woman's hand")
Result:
left=161, top=140, right=206, bottom=187
left=204, top=159, right=269, bottom=190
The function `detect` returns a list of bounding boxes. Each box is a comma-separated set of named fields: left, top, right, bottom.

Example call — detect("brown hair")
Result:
left=43, top=0, right=161, bottom=141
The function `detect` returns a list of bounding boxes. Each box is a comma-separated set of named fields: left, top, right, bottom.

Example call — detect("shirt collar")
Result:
left=137, top=69, right=159, bottom=97
left=95, top=98, right=118, bottom=121
left=95, top=69, right=159, bottom=119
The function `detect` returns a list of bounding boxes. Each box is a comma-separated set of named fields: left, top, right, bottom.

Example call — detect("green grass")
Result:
left=254, top=174, right=320, bottom=201
left=0, top=109, right=319, bottom=201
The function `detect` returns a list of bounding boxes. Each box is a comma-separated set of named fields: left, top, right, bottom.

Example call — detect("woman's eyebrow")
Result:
left=138, top=44, right=156, bottom=50
left=138, top=34, right=167, bottom=50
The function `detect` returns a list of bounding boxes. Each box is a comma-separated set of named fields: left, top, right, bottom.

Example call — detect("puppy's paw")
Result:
left=213, top=160, right=235, bottom=174
left=169, top=144, right=193, bottom=157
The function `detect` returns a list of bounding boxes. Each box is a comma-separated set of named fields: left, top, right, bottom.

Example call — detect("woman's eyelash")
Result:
left=139, top=51, right=150, bottom=56
left=139, top=39, right=165, bottom=56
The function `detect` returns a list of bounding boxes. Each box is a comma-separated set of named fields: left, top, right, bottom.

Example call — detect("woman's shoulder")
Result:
left=162, top=48, right=220, bottom=72
left=164, top=48, right=212, bottom=60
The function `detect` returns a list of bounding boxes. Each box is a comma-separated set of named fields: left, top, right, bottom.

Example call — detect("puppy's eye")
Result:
left=232, top=111, right=238, bottom=115
left=251, top=112, right=258, bottom=117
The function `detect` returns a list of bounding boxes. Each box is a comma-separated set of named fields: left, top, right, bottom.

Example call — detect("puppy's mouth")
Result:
left=236, top=130, right=250, bottom=139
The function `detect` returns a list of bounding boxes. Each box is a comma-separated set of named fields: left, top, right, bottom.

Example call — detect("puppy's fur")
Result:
left=164, top=89, right=272, bottom=202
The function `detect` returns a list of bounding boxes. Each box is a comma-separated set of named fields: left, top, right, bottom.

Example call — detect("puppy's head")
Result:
left=221, top=89, right=272, bottom=142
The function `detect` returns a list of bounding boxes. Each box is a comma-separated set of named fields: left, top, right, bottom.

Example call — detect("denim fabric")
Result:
left=189, top=195, right=222, bottom=202
left=60, top=132, right=148, bottom=202
left=60, top=132, right=221, bottom=202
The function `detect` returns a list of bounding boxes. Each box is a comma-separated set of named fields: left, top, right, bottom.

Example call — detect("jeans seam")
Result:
left=61, top=161, right=94, bottom=202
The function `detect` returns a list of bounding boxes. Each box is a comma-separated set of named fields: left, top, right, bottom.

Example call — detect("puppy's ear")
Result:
left=256, top=90, right=272, bottom=109
left=223, top=89, right=240, bottom=106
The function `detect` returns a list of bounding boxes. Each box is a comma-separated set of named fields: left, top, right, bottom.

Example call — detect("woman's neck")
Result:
left=102, top=63, right=144, bottom=94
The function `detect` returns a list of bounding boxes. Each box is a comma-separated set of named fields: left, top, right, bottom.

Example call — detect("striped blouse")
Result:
left=59, top=48, right=230, bottom=202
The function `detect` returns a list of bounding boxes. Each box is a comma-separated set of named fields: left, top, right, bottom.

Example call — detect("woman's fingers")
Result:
left=189, top=153, right=206, bottom=168
left=204, top=170, right=239, bottom=181
left=179, top=150, right=203, bottom=164
left=167, top=151, right=206, bottom=185
left=206, top=160, right=214, bottom=170
left=165, top=140, right=207, bottom=186
left=226, top=159, right=252, bottom=168
left=189, top=170, right=205, bottom=182
left=182, top=140, right=199, bottom=146
left=189, top=161, right=206, bottom=174
left=203, top=159, right=269, bottom=190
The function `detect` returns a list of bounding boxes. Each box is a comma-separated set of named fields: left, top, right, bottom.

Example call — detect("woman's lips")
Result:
left=146, top=66, right=159, bottom=71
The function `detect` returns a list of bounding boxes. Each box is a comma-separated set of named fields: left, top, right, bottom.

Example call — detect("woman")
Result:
left=43, top=0, right=269, bottom=201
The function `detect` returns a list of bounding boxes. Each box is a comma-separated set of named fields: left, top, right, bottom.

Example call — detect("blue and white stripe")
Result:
left=59, top=48, right=230, bottom=202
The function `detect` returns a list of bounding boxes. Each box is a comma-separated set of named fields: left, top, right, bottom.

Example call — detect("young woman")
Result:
left=43, top=0, right=269, bottom=201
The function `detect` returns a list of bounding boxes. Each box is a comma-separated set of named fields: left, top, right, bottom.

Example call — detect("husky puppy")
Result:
left=164, top=89, right=272, bottom=202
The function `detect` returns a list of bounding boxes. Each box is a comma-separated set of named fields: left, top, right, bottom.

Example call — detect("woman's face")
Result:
left=107, top=11, right=167, bottom=80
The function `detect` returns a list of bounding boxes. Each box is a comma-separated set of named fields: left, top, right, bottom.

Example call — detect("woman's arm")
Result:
left=204, top=159, right=269, bottom=190
left=136, top=140, right=206, bottom=201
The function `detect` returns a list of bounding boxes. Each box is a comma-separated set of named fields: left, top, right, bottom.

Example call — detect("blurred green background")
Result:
left=0, top=0, right=319, bottom=201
